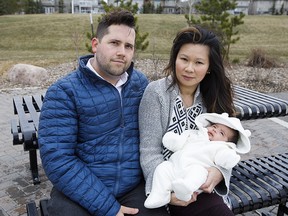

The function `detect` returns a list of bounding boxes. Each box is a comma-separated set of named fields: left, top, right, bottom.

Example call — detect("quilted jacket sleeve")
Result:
left=38, top=83, right=120, bottom=216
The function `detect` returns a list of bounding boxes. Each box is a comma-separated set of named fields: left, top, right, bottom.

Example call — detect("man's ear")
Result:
left=91, top=37, right=98, bottom=54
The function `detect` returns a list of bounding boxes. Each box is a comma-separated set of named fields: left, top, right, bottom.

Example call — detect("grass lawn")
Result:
left=0, top=14, right=287, bottom=75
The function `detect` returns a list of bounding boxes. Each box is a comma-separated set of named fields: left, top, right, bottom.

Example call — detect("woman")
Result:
left=139, top=26, right=236, bottom=216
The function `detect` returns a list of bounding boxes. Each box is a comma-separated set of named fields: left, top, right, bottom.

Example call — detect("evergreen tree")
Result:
left=25, top=0, right=35, bottom=14
left=143, top=0, right=155, bottom=14
left=59, top=0, right=64, bottom=13
left=0, top=0, right=19, bottom=15
left=271, top=0, right=276, bottom=14
left=155, top=5, right=163, bottom=14
left=185, top=0, right=244, bottom=62
left=0, top=0, right=8, bottom=15
left=86, top=0, right=149, bottom=54
left=35, top=0, right=43, bottom=13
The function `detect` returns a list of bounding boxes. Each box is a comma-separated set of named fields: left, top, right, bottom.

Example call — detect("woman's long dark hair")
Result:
left=164, top=26, right=235, bottom=116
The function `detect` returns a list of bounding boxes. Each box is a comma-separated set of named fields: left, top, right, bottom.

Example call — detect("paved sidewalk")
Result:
left=0, top=88, right=287, bottom=216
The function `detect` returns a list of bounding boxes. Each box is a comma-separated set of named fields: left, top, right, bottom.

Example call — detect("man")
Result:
left=38, top=9, right=169, bottom=216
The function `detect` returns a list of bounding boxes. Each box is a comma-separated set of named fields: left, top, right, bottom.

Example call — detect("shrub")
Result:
left=246, top=48, right=278, bottom=68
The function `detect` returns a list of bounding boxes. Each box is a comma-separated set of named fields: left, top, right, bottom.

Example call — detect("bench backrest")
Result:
left=11, top=86, right=288, bottom=149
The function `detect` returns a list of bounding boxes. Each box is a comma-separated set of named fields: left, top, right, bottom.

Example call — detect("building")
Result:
left=42, top=0, right=103, bottom=14
left=42, top=0, right=57, bottom=13
left=249, top=0, right=288, bottom=14
left=106, top=0, right=143, bottom=12
left=71, top=0, right=103, bottom=14
left=41, top=0, right=288, bottom=15
left=234, top=0, right=250, bottom=14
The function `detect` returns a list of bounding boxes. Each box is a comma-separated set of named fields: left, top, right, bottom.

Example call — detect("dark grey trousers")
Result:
left=47, top=181, right=233, bottom=216
left=47, top=180, right=170, bottom=216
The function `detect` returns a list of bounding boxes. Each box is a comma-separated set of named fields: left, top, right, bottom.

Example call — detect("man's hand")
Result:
left=116, top=206, right=139, bottom=216
left=169, top=192, right=198, bottom=206
left=200, top=167, right=223, bottom=193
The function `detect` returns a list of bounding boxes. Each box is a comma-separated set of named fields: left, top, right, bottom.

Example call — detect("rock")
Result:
left=7, top=64, right=48, bottom=85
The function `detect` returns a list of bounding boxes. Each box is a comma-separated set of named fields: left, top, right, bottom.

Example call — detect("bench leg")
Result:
left=277, top=202, right=288, bottom=216
left=26, top=201, right=39, bottom=216
left=29, top=149, right=40, bottom=184
left=40, top=199, right=49, bottom=216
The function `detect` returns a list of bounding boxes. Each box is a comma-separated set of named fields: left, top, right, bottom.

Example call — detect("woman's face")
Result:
left=175, top=43, right=210, bottom=92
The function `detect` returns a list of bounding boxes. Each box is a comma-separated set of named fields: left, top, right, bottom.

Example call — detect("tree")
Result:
left=59, top=0, right=64, bottom=13
left=184, top=0, right=198, bottom=25
left=185, top=0, right=245, bottom=62
left=280, top=3, right=284, bottom=15
left=25, top=0, right=35, bottom=13
left=35, top=0, right=43, bottom=13
left=0, top=0, right=9, bottom=15
left=0, top=0, right=44, bottom=15
left=155, top=4, right=163, bottom=14
left=86, top=0, right=149, bottom=54
left=143, top=0, right=155, bottom=14
left=271, top=0, right=276, bottom=14
left=23, top=0, right=43, bottom=14
left=0, top=0, right=20, bottom=15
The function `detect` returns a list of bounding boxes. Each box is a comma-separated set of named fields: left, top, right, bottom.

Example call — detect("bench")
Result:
left=11, top=95, right=44, bottom=184
left=25, top=154, right=288, bottom=216
left=230, top=153, right=288, bottom=215
left=11, top=86, right=288, bottom=215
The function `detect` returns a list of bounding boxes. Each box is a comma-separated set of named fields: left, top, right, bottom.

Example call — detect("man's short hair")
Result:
left=96, top=9, right=135, bottom=40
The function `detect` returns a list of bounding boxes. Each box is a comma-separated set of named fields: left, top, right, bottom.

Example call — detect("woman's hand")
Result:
left=116, top=206, right=139, bottom=216
left=169, top=167, right=223, bottom=207
left=169, top=192, right=198, bottom=206
left=200, top=167, right=223, bottom=193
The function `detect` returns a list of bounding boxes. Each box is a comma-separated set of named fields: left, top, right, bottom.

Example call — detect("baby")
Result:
left=144, top=113, right=251, bottom=208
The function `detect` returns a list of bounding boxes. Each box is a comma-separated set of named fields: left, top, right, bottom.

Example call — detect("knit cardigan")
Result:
left=139, top=77, right=231, bottom=196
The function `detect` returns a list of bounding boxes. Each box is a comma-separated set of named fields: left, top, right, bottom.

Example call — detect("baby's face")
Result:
left=207, top=123, right=234, bottom=142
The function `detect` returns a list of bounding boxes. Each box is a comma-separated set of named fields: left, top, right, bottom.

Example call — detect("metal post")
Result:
left=90, top=13, right=94, bottom=36
left=71, top=0, right=74, bottom=14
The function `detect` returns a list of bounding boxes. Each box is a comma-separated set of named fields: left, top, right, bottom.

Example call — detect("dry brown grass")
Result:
left=0, top=14, right=287, bottom=77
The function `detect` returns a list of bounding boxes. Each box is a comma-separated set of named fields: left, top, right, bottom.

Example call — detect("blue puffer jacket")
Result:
left=38, top=55, right=149, bottom=216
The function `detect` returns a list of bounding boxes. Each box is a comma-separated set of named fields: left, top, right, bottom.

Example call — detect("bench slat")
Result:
left=13, top=96, right=36, bottom=147
left=233, top=165, right=278, bottom=207
left=230, top=153, right=288, bottom=214
left=12, top=95, right=42, bottom=184
left=240, top=159, right=287, bottom=200
left=235, top=85, right=288, bottom=110
left=23, top=96, right=39, bottom=126
left=234, top=85, right=288, bottom=119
